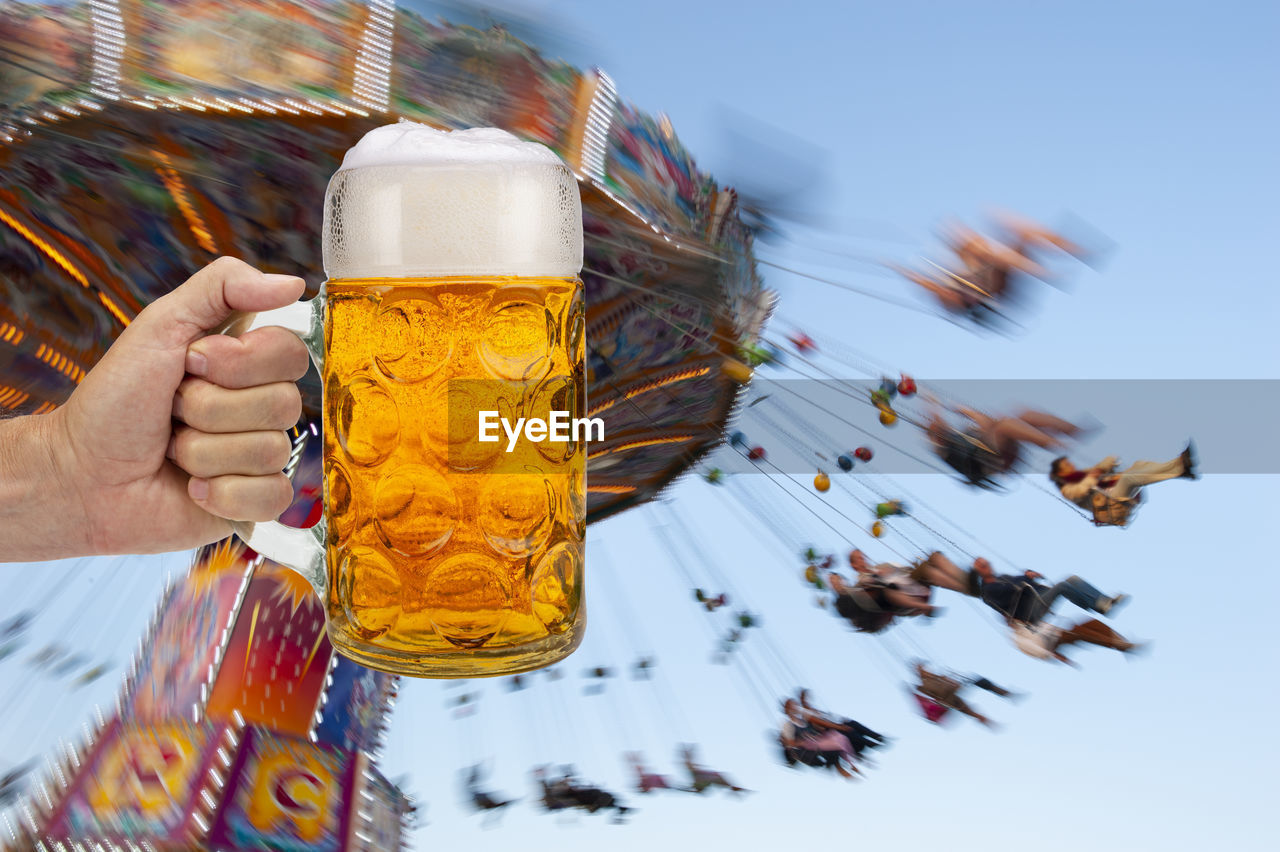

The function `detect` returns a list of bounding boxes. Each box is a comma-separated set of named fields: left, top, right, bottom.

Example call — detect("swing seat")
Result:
left=1089, top=490, right=1140, bottom=527
left=943, top=431, right=1004, bottom=490
left=913, top=693, right=951, bottom=724
left=965, top=298, right=1014, bottom=331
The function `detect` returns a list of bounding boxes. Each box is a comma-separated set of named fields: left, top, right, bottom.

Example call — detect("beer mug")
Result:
left=229, top=122, right=586, bottom=678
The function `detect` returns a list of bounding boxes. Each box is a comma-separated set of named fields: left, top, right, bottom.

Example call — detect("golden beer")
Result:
left=318, top=123, right=586, bottom=677
left=322, top=276, right=584, bottom=676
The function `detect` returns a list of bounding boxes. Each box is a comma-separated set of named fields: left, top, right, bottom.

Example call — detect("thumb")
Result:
left=132, top=257, right=306, bottom=349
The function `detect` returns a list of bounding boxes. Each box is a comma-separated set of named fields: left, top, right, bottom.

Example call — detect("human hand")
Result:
left=7, top=257, right=308, bottom=559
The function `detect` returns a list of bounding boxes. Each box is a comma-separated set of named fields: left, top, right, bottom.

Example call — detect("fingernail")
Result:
left=189, top=477, right=209, bottom=501
left=185, top=349, right=208, bottom=377
left=264, top=273, right=304, bottom=286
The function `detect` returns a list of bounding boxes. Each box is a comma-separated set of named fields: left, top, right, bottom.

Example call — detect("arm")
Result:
left=992, top=212, right=1088, bottom=259
left=803, top=710, right=851, bottom=732
left=869, top=563, right=899, bottom=581
left=883, top=588, right=934, bottom=614
left=955, top=406, right=998, bottom=435
left=1059, top=470, right=1103, bottom=502
left=925, top=413, right=951, bottom=450
left=1060, top=457, right=1119, bottom=501
left=0, top=258, right=306, bottom=562
left=976, top=239, right=1048, bottom=278
left=0, top=414, right=78, bottom=560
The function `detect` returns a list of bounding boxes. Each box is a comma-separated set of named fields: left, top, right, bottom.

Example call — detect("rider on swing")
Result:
left=1050, top=443, right=1196, bottom=525
left=891, top=214, right=1091, bottom=327
left=928, top=403, right=1082, bottom=488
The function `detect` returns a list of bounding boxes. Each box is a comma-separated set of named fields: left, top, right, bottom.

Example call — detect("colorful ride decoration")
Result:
left=201, top=563, right=333, bottom=736
left=800, top=548, right=832, bottom=590
left=43, top=717, right=239, bottom=845
left=874, top=501, right=906, bottom=520
left=0, top=0, right=771, bottom=522
left=125, top=552, right=250, bottom=724
left=9, top=540, right=409, bottom=850
left=313, top=657, right=397, bottom=756
left=207, top=729, right=357, bottom=851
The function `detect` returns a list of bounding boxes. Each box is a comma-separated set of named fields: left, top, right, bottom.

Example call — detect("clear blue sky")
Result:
left=3, top=1, right=1278, bottom=849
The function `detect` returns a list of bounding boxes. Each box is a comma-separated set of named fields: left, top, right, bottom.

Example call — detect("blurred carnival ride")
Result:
left=0, top=0, right=771, bottom=523
left=0, top=0, right=1197, bottom=846
left=0, top=0, right=771, bottom=847
left=1, top=434, right=415, bottom=849
left=9, top=538, right=414, bottom=850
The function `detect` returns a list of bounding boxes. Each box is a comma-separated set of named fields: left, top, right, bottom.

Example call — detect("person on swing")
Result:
left=927, top=402, right=1082, bottom=487
left=1050, top=443, right=1196, bottom=509
left=891, top=214, right=1091, bottom=324
left=912, top=662, right=1015, bottom=728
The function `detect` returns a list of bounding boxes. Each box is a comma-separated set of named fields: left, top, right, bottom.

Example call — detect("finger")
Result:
left=168, top=426, right=292, bottom=477
left=173, top=378, right=302, bottom=433
left=186, top=326, right=310, bottom=387
left=132, top=257, right=306, bottom=349
left=189, top=473, right=294, bottom=522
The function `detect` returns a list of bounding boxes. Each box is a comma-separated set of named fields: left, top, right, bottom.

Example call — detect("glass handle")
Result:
left=231, top=519, right=327, bottom=596
left=214, top=294, right=327, bottom=597
left=213, top=294, right=325, bottom=371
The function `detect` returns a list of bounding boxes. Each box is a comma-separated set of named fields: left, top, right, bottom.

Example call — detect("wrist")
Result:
left=0, top=410, right=90, bottom=561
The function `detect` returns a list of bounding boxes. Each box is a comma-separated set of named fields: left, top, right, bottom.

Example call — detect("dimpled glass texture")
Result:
left=323, top=277, right=586, bottom=677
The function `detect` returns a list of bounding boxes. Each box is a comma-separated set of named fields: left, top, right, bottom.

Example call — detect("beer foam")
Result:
left=324, top=121, right=583, bottom=278
left=338, top=121, right=565, bottom=171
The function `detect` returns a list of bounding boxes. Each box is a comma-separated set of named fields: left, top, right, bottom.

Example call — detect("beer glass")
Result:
left=229, top=122, right=586, bottom=678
